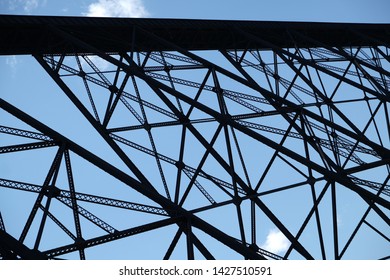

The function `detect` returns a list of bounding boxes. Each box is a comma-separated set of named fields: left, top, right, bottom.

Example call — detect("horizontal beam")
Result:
left=0, top=15, right=389, bottom=55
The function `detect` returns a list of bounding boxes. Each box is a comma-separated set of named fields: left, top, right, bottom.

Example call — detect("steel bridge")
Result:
left=0, top=15, right=389, bottom=260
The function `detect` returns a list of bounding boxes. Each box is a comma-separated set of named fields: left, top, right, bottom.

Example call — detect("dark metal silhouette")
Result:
left=0, top=15, right=389, bottom=260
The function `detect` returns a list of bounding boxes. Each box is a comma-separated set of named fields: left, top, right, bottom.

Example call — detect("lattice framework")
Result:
left=1, top=17, right=389, bottom=260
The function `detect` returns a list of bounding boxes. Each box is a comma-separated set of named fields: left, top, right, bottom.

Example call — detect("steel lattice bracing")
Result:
left=0, top=15, right=389, bottom=260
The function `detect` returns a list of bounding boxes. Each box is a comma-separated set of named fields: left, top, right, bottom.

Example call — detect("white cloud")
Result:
left=262, top=228, right=290, bottom=255
left=84, top=0, right=149, bottom=18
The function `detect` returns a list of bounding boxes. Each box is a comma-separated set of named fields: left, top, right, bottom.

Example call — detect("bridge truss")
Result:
left=0, top=16, right=389, bottom=259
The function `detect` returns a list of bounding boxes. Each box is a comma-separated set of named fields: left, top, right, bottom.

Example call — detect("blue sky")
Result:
left=0, top=0, right=389, bottom=260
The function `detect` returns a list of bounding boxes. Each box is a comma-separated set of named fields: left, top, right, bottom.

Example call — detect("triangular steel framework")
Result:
left=0, top=15, right=389, bottom=260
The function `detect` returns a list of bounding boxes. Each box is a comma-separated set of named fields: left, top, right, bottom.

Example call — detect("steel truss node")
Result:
left=0, top=16, right=389, bottom=260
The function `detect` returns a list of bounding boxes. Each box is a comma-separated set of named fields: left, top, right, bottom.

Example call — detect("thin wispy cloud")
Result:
left=5, top=55, right=19, bottom=76
left=6, top=56, right=18, bottom=68
left=23, top=0, right=39, bottom=13
left=84, top=0, right=149, bottom=18
left=337, top=213, right=343, bottom=227
left=7, top=0, right=45, bottom=14
left=262, top=228, right=290, bottom=255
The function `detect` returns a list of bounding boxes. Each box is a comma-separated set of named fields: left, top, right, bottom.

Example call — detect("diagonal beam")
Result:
left=0, top=178, right=169, bottom=215
left=0, top=212, right=5, bottom=232
left=0, top=125, right=52, bottom=141
left=64, top=149, right=85, bottom=259
left=0, top=229, right=48, bottom=260
left=43, top=217, right=180, bottom=258
left=0, top=141, right=57, bottom=154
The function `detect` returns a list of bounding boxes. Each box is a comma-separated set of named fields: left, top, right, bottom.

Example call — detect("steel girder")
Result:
left=0, top=17, right=389, bottom=260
